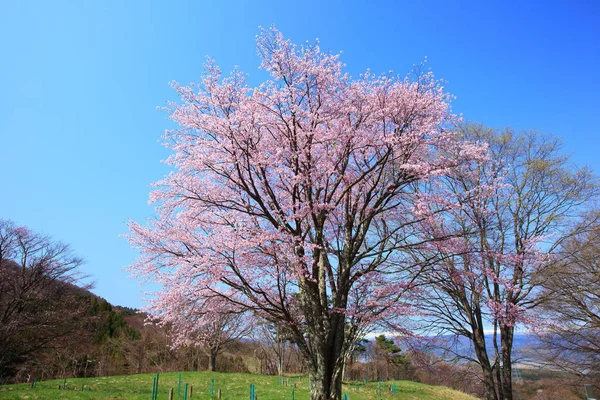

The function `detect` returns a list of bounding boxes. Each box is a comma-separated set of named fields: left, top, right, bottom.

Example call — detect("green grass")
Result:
left=0, top=371, right=478, bottom=400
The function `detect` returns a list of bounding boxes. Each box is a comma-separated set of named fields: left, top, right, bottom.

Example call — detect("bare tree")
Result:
left=413, top=125, right=597, bottom=400
left=536, top=212, right=600, bottom=387
left=201, top=311, right=253, bottom=371
left=0, top=219, right=89, bottom=381
left=152, top=295, right=254, bottom=372
left=253, top=319, right=298, bottom=376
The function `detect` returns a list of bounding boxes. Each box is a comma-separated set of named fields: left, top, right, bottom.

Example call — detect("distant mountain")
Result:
left=403, top=332, right=540, bottom=363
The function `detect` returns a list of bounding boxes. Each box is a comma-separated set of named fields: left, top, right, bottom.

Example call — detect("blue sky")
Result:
left=1, top=0, right=599, bottom=308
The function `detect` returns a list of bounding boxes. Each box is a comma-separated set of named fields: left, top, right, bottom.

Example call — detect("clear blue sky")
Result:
left=1, top=0, right=598, bottom=309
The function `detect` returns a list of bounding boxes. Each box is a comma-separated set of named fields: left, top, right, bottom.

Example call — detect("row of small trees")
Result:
left=126, top=28, right=599, bottom=400
left=0, top=237, right=403, bottom=383
left=1, top=211, right=598, bottom=397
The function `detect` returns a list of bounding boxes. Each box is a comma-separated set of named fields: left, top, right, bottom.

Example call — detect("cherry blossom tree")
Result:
left=153, top=296, right=252, bottom=372
left=127, top=28, right=484, bottom=399
left=412, top=125, right=597, bottom=400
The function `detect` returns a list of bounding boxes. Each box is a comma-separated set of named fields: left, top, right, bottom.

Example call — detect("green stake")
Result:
left=210, top=379, right=214, bottom=398
left=156, top=373, right=161, bottom=400
left=152, top=377, right=156, bottom=400
left=184, top=383, right=189, bottom=400
left=178, top=374, right=182, bottom=399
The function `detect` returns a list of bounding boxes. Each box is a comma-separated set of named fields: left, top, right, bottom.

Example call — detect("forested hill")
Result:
left=0, top=258, right=147, bottom=383
left=1, top=259, right=254, bottom=384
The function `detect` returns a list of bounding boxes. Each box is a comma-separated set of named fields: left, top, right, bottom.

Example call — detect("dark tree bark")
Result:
left=500, top=326, right=514, bottom=400
left=208, top=348, right=217, bottom=372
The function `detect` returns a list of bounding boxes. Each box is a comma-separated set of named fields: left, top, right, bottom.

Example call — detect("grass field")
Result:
left=0, top=371, right=478, bottom=400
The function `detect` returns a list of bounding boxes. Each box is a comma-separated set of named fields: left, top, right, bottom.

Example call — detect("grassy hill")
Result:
left=0, top=371, right=478, bottom=400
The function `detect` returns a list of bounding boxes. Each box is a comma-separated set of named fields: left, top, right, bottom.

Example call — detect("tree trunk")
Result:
left=309, top=354, right=344, bottom=400
left=481, top=363, right=499, bottom=400
left=277, top=344, right=284, bottom=376
left=298, top=248, right=352, bottom=400
left=208, top=350, right=217, bottom=372
left=500, top=326, right=514, bottom=400
left=472, top=328, right=499, bottom=400
left=304, top=314, right=347, bottom=399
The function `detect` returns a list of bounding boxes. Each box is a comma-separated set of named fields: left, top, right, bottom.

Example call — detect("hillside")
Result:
left=0, top=253, right=144, bottom=382
left=0, top=371, right=479, bottom=400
